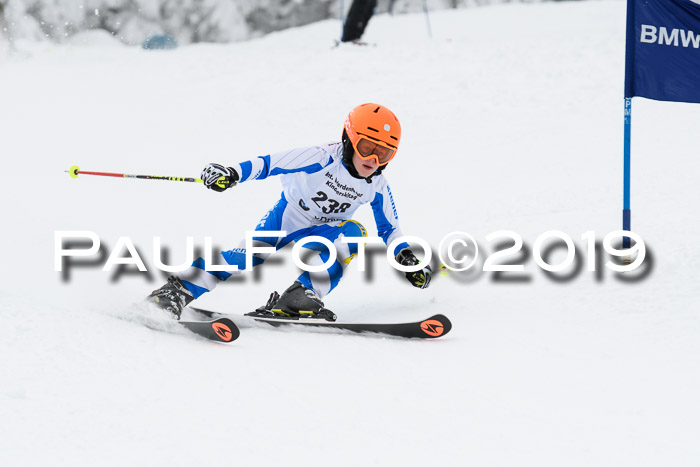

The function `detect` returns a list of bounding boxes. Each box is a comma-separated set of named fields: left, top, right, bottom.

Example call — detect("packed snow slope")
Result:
left=2, top=1, right=700, bottom=466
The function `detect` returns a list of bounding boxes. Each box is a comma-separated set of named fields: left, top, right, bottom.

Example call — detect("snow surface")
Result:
left=2, top=1, right=700, bottom=466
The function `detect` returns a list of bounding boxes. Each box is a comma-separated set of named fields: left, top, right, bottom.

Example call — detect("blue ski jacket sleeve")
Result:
left=371, top=179, right=410, bottom=256
left=234, top=145, right=335, bottom=183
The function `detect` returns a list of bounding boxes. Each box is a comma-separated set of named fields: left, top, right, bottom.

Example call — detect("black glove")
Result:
left=201, top=163, right=239, bottom=192
left=395, top=248, right=432, bottom=289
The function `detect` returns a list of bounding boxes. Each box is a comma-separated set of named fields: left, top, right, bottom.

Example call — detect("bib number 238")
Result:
left=310, top=191, right=351, bottom=214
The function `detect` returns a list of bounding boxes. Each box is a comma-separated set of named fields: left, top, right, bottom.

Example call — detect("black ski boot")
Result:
left=249, top=281, right=336, bottom=321
left=251, top=291, right=281, bottom=317
left=146, top=276, right=194, bottom=319
left=272, top=281, right=336, bottom=321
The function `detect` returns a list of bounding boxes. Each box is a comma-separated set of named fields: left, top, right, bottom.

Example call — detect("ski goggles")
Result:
left=354, top=136, right=397, bottom=166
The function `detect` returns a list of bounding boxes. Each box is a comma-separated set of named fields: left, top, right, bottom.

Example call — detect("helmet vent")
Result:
left=373, top=107, right=380, bottom=113
left=390, top=135, right=398, bottom=141
left=367, top=126, right=379, bottom=133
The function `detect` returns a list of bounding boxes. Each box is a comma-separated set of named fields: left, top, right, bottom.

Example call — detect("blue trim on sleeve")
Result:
left=250, top=149, right=333, bottom=181
left=249, top=196, right=288, bottom=246
left=239, top=161, right=252, bottom=182
left=393, top=243, right=410, bottom=257
left=270, top=163, right=324, bottom=177
left=257, top=155, right=272, bottom=180
left=252, top=155, right=324, bottom=180
left=371, top=192, right=396, bottom=243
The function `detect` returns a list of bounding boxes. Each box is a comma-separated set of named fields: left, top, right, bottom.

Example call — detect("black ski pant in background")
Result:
left=342, top=0, right=377, bottom=42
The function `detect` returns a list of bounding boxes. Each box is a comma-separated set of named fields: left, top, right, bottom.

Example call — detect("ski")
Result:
left=191, top=307, right=451, bottom=339
left=249, top=313, right=451, bottom=339
left=179, top=317, right=240, bottom=343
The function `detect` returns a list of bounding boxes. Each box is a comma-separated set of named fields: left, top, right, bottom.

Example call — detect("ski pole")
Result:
left=422, top=0, right=432, bottom=39
left=66, top=165, right=203, bottom=184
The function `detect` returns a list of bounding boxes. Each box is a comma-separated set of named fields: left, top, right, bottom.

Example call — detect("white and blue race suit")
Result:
left=178, top=142, right=409, bottom=299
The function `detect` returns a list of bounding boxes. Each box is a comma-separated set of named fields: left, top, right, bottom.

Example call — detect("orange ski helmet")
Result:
left=343, top=103, right=401, bottom=166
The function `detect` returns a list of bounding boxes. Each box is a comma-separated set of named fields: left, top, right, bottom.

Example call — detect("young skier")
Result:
left=147, top=103, right=432, bottom=321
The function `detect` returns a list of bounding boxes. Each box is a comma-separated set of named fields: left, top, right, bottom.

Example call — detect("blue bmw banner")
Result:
left=625, top=0, right=700, bottom=103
